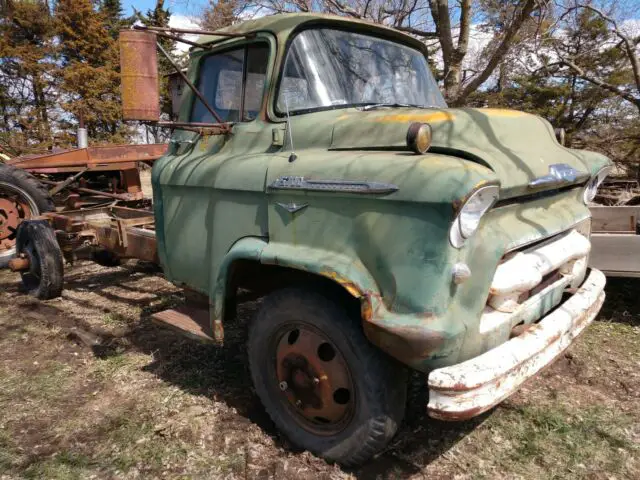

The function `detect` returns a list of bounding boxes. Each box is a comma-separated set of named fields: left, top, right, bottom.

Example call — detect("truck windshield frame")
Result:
left=275, top=27, right=447, bottom=116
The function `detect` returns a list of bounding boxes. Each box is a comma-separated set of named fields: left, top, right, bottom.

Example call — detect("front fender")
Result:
left=260, top=242, right=463, bottom=369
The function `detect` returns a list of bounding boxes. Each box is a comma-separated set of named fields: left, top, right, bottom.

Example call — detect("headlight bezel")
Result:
left=583, top=165, right=612, bottom=204
left=450, top=184, right=500, bottom=249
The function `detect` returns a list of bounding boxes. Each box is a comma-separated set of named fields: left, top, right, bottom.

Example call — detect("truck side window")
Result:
left=191, top=44, right=269, bottom=124
left=243, top=45, right=269, bottom=121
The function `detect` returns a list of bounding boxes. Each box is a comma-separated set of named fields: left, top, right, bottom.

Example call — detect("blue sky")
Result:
left=122, top=0, right=209, bottom=16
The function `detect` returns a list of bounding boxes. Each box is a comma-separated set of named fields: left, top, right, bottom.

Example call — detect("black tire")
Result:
left=248, top=287, right=407, bottom=466
left=91, top=249, right=122, bottom=267
left=0, top=165, right=54, bottom=268
left=15, top=221, right=63, bottom=299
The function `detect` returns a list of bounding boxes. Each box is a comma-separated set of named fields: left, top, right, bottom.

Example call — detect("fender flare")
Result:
left=209, top=238, right=381, bottom=324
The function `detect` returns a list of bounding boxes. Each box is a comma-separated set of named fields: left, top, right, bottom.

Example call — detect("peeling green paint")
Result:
left=151, top=14, right=611, bottom=372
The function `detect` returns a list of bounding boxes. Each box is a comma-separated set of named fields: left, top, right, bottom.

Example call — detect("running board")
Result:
left=151, top=305, right=214, bottom=343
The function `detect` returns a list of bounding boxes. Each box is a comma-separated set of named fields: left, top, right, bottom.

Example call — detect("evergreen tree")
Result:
left=0, top=0, right=57, bottom=153
left=100, top=0, right=126, bottom=39
left=55, top=0, right=128, bottom=143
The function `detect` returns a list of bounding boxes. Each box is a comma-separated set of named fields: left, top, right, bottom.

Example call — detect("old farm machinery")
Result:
left=0, top=143, right=166, bottom=268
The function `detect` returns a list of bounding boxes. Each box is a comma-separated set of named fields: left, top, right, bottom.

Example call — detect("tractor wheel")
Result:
left=248, top=287, right=407, bottom=467
left=15, top=221, right=64, bottom=300
left=0, top=166, right=54, bottom=268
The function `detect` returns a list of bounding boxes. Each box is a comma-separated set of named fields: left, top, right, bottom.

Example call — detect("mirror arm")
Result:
left=156, top=42, right=229, bottom=129
left=135, top=24, right=249, bottom=38
left=154, top=31, right=211, bottom=49
left=156, top=121, right=232, bottom=135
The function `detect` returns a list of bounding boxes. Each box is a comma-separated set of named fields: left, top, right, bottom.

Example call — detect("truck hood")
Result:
left=330, top=108, right=609, bottom=198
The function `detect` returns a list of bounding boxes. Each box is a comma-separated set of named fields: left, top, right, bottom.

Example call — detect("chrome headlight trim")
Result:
left=583, top=165, right=612, bottom=204
left=450, top=184, right=500, bottom=249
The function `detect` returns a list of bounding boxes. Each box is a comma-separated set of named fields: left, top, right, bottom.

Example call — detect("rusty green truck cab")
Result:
left=149, top=14, right=610, bottom=465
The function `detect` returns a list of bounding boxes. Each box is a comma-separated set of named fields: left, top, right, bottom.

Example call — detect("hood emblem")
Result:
left=528, top=163, right=588, bottom=189
left=276, top=202, right=309, bottom=214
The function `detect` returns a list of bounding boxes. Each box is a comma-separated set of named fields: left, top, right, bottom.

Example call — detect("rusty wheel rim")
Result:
left=273, top=323, right=355, bottom=436
left=0, top=182, right=36, bottom=256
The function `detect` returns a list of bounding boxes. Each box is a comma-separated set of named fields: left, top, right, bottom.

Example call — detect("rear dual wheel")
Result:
left=248, top=288, right=407, bottom=466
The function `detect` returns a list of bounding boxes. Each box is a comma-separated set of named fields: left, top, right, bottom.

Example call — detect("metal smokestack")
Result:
left=77, top=113, right=88, bottom=149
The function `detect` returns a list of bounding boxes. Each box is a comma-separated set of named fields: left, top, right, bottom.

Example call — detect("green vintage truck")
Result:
left=13, top=13, right=612, bottom=466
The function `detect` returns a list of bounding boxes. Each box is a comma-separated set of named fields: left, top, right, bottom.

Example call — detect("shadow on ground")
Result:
left=1, top=262, right=503, bottom=477
left=600, top=277, right=640, bottom=326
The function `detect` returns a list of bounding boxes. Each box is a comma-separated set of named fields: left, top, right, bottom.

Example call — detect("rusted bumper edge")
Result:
left=427, top=268, right=606, bottom=421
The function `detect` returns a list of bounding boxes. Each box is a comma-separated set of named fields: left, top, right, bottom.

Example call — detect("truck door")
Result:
left=154, top=40, right=273, bottom=294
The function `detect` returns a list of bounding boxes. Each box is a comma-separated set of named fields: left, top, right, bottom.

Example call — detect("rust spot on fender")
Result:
left=428, top=404, right=489, bottom=421
left=320, top=270, right=362, bottom=298
left=362, top=320, right=446, bottom=365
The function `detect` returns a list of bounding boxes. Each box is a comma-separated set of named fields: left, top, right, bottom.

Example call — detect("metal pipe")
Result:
left=77, top=128, right=88, bottom=149
left=134, top=24, right=247, bottom=38
left=8, top=256, right=30, bottom=272
left=38, top=179, right=133, bottom=201
left=48, top=167, right=90, bottom=196
left=156, top=42, right=228, bottom=128
left=154, top=31, right=209, bottom=49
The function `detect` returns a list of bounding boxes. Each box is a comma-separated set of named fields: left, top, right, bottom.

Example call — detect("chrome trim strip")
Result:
left=269, top=176, right=398, bottom=194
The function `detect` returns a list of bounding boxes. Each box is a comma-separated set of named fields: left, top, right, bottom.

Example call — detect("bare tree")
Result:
left=236, top=0, right=547, bottom=105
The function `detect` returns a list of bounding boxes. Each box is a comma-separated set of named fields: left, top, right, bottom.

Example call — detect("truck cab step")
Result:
left=151, top=305, right=214, bottom=343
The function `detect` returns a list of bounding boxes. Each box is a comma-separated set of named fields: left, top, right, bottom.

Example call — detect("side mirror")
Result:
left=119, top=30, right=160, bottom=121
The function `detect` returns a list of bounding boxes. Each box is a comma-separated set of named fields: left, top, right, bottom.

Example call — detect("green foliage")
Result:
left=469, top=6, right=639, bottom=175
left=0, top=0, right=637, bottom=173
left=101, top=0, right=126, bottom=39
left=0, top=0, right=57, bottom=153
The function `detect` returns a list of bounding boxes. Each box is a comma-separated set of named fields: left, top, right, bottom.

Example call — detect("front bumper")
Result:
left=426, top=268, right=606, bottom=421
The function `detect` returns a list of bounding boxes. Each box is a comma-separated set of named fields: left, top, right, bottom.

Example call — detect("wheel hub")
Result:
left=0, top=192, right=32, bottom=250
left=275, top=326, right=355, bottom=434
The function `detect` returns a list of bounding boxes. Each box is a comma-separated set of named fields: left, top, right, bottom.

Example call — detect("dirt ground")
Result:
left=0, top=262, right=638, bottom=479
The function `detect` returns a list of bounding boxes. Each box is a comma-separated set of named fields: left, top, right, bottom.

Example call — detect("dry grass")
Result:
left=0, top=263, right=638, bottom=479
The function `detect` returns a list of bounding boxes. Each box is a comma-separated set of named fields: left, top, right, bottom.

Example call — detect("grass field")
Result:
left=0, top=262, right=638, bottom=479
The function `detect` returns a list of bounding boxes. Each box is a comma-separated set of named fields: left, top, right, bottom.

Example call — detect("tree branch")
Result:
left=456, top=0, right=539, bottom=105
left=395, top=25, right=438, bottom=38
left=562, top=3, right=640, bottom=96
left=561, top=58, right=640, bottom=111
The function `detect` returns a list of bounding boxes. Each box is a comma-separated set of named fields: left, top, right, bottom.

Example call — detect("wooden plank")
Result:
left=590, top=233, right=640, bottom=273
left=152, top=306, right=214, bottom=343
left=600, top=270, right=640, bottom=278
left=590, top=206, right=640, bottom=233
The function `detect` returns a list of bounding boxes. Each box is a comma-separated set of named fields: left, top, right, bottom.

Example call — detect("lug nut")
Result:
left=279, top=381, right=288, bottom=391
left=295, top=400, right=303, bottom=408
left=313, top=377, right=320, bottom=385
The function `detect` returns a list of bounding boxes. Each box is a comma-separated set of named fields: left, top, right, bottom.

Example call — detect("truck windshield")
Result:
left=276, top=28, right=447, bottom=114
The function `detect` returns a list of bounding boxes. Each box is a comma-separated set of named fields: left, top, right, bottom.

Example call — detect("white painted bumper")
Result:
left=427, top=268, right=606, bottom=421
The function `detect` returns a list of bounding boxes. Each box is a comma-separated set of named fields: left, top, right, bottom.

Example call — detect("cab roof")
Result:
left=195, top=13, right=424, bottom=51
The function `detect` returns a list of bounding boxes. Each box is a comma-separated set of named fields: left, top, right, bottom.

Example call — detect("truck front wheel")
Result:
left=248, top=287, right=407, bottom=466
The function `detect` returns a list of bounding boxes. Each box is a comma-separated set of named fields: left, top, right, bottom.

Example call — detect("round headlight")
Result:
left=406, top=122, right=432, bottom=154
left=450, top=185, right=500, bottom=248
left=583, top=165, right=612, bottom=204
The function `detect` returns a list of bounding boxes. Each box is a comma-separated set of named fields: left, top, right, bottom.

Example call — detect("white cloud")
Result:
left=169, top=14, right=201, bottom=54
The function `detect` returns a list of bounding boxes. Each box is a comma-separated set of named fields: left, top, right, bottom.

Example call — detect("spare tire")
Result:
left=0, top=165, right=54, bottom=268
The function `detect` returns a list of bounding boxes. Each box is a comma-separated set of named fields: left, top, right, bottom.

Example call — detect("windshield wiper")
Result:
left=358, top=103, right=438, bottom=111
